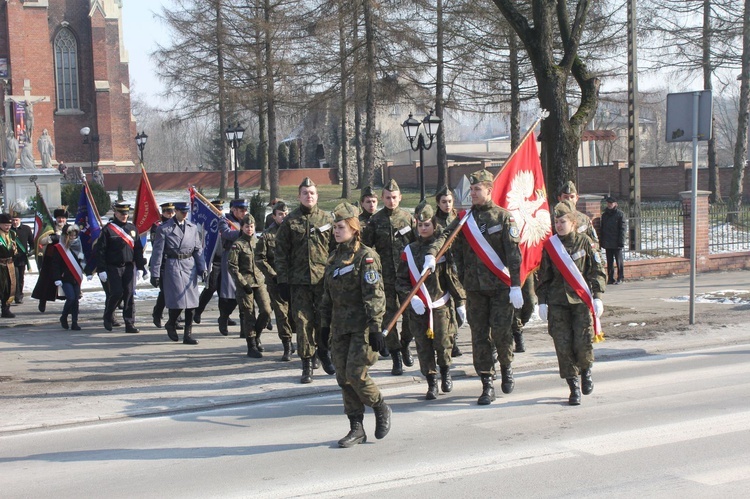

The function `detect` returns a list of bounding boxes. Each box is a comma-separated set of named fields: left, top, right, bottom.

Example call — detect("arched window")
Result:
left=54, top=28, right=79, bottom=110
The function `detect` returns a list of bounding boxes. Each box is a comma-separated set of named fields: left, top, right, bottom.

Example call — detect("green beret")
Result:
left=383, top=178, right=400, bottom=192
left=299, top=177, right=316, bottom=189
left=558, top=180, right=578, bottom=196
left=554, top=200, right=577, bottom=218
left=360, top=185, right=376, bottom=200
left=333, top=201, right=360, bottom=222
left=435, top=185, right=451, bottom=200
left=416, top=203, right=435, bottom=223
left=469, top=170, right=494, bottom=185
left=241, top=213, right=256, bottom=226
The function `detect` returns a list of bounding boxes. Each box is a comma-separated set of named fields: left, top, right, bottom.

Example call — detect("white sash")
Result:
left=54, top=243, right=84, bottom=285
left=108, top=223, right=134, bottom=248
left=404, top=245, right=449, bottom=334
left=460, top=210, right=511, bottom=286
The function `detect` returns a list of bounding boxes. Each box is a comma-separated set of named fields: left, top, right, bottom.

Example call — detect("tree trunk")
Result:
left=435, top=0, right=447, bottom=191
left=362, top=0, right=377, bottom=188
left=264, top=0, right=279, bottom=200
left=258, top=100, right=269, bottom=191
left=339, top=1, right=350, bottom=199
left=508, top=31, right=521, bottom=151
left=729, top=0, right=750, bottom=220
left=215, top=0, right=228, bottom=199
left=704, top=0, right=720, bottom=203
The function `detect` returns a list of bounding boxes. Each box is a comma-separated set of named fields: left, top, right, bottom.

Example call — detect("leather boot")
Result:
left=373, top=401, right=392, bottom=439
left=440, top=365, right=453, bottom=393
left=567, top=377, right=581, bottom=405
left=312, top=355, right=320, bottom=370
left=318, top=348, right=336, bottom=375
left=390, top=350, right=403, bottom=376
left=402, top=341, right=414, bottom=367
left=500, top=365, right=515, bottom=394
left=183, top=324, right=198, bottom=345
left=1, top=304, right=15, bottom=318
left=218, top=316, right=229, bottom=336
left=281, top=339, right=293, bottom=362
left=477, top=375, right=496, bottom=405
left=300, top=358, right=313, bottom=384
left=451, top=332, right=462, bottom=357
left=513, top=331, right=526, bottom=353
left=255, top=333, right=264, bottom=352
left=338, top=415, right=367, bottom=448
left=165, top=320, right=179, bottom=342
left=581, top=369, right=594, bottom=395
left=60, top=315, right=69, bottom=330
left=246, top=337, right=263, bottom=358
left=425, top=374, right=439, bottom=400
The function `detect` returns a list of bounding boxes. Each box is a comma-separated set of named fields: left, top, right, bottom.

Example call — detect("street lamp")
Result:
left=225, top=123, right=245, bottom=200
left=80, top=126, right=99, bottom=176
left=135, top=131, right=148, bottom=165
left=402, top=109, right=442, bottom=201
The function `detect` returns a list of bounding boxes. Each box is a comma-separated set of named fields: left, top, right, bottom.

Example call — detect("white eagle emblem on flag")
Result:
left=505, top=170, right=551, bottom=247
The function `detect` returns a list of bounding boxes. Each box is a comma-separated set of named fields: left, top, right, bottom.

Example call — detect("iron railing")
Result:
left=708, top=204, right=750, bottom=254
left=621, top=202, right=684, bottom=259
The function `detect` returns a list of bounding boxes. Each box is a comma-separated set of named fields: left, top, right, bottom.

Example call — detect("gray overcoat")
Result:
left=150, top=218, right=206, bottom=309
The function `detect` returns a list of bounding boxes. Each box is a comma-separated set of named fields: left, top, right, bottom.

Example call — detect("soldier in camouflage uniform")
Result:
left=511, top=273, right=537, bottom=353
left=450, top=170, right=524, bottom=405
left=255, top=201, right=296, bottom=361
left=227, top=213, right=272, bottom=358
left=558, top=181, right=599, bottom=249
left=435, top=185, right=464, bottom=358
left=362, top=179, right=417, bottom=375
left=358, top=185, right=378, bottom=225
left=537, top=201, right=606, bottom=405
left=397, top=204, right=466, bottom=400
left=320, top=202, right=391, bottom=448
left=274, top=177, right=336, bottom=383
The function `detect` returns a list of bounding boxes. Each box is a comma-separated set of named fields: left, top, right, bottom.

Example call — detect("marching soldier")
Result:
left=320, top=202, right=391, bottom=448
left=96, top=202, right=147, bottom=333
left=11, top=211, right=33, bottom=305
left=558, top=181, right=599, bottom=248
left=537, top=201, right=606, bottom=405
left=511, top=274, right=537, bottom=353
left=362, top=179, right=417, bottom=375
left=255, top=201, right=296, bottom=361
left=434, top=185, right=463, bottom=358
left=358, top=186, right=378, bottom=225
left=150, top=202, right=175, bottom=328
left=150, top=201, right=206, bottom=345
left=227, top=213, right=272, bottom=358
left=217, top=199, right=248, bottom=336
left=274, top=177, right=336, bottom=383
left=0, top=213, right=17, bottom=318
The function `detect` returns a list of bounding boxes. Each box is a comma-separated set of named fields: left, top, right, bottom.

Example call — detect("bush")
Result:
left=249, top=192, right=266, bottom=231
left=61, top=182, right=113, bottom=217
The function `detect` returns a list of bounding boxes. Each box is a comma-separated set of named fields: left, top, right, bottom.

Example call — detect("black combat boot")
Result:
left=477, top=375, right=496, bottom=405
left=165, top=321, right=179, bottom=342
left=581, top=369, right=594, bottom=395
left=425, top=374, right=439, bottom=400
left=567, top=377, right=581, bottom=405
left=440, top=365, right=453, bottom=393
left=254, top=323, right=265, bottom=352
left=402, top=340, right=414, bottom=367
left=300, top=358, right=313, bottom=384
left=281, top=339, right=293, bottom=362
left=247, top=337, right=263, bottom=358
left=1, top=304, right=15, bottom=318
left=338, top=415, right=367, bottom=448
left=451, top=332, right=462, bottom=357
left=373, top=401, right=392, bottom=439
left=318, top=348, right=336, bottom=375
left=513, top=331, right=526, bottom=353
left=390, top=350, right=404, bottom=376
left=500, top=365, right=515, bottom=394
left=182, top=326, right=198, bottom=345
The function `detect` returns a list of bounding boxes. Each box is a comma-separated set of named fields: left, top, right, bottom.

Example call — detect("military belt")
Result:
left=167, top=253, right=193, bottom=260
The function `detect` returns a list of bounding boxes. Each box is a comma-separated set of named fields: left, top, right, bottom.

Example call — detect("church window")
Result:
left=54, top=28, right=79, bottom=110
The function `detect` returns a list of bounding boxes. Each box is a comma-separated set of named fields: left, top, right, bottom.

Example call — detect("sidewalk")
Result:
left=1, top=270, right=749, bottom=434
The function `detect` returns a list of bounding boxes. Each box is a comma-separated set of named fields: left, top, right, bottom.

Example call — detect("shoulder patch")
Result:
left=594, top=252, right=602, bottom=264
left=364, top=269, right=380, bottom=284
left=509, top=226, right=520, bottom=238
left=365, top=257, right=374, bottom=264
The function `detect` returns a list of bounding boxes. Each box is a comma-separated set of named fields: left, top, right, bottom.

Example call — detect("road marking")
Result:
left=680, top=464, right=750, bottom=486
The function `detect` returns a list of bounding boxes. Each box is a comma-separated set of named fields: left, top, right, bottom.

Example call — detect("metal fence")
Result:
left=622, top=202, right=685, bottom=259
left=708, top=204, right=750, bottom=254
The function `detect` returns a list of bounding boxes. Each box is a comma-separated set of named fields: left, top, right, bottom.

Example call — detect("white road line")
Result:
left=680, top=464, right=750, bottom=486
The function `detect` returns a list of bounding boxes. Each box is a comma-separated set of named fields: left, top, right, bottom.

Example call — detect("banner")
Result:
left=75, top=183, right=102, bottom=270
left=33, top=183, right=55, bottom=252
left=491, top=132, right=551, bottom=282
left=133, top=165, right=160, bottom=236
left=189, top=187, right=222, bottom=270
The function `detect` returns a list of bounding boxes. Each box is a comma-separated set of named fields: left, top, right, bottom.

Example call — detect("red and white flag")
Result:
left=133, top=165, right=160, bottom=236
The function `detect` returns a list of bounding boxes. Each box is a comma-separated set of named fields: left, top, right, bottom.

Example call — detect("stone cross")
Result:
left=4, top=79, right=50, bottom=168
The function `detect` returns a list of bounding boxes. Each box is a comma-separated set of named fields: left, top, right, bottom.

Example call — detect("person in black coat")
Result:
left=11, top=212, right=33, bottom=304
left=599, top=197, right=626, bottom=284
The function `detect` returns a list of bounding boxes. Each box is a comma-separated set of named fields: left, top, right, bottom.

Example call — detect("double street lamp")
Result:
left=135, top=131, right=148, bottom=165
left=225, top=123, right=245, bottom=200
left=402, top=109, right=442, bottom=201
left=80, top=126, right=99, bottom=176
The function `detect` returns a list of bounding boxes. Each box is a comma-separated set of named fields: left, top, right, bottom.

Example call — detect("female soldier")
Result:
left=320, top=202, right=391, bottom=448
left=434, top=185, right=463, bottom=358
left=51, top=224, right=85, bottom=330
left=397, top=204, right=465, bottom=400
left=536, top=201, right=606, bottom=405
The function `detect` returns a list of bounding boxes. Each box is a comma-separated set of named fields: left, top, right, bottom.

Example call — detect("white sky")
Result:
left=122, top=0, right=172, bottom=102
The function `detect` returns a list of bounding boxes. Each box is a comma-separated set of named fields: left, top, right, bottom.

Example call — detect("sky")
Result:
left=122, top=0, right=172, bottom=102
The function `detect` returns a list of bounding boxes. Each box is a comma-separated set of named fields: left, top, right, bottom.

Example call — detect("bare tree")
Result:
left=730, top=0, right=750, bottom=219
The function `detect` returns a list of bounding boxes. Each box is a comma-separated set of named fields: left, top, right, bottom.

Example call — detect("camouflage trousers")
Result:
left=466, top=288, right=515, bottom=375
left=408, top=305, right=453, bottom=377
left=512, top=273, right=537, bottom=334
left=547, top=303, right=595, bottom=378
left=266, top=278, right=294, bottom=342
left=290, top=282, right=324, bottom=359
left=383, top=282, right=413, bottom=352
left=236, top=284, right=272, bottom=340
left=331, top=329, right=383, bottom=418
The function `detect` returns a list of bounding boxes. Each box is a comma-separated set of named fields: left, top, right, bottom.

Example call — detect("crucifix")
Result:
left=3, top=79, right=50, bottom=169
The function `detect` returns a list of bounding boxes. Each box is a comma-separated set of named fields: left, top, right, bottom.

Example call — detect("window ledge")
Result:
left=54, top=109, right=85, bottom=116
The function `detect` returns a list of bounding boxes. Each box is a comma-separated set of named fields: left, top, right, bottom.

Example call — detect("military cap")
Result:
left=383, top=178, right=400, bottom=192
left=113, top=202, right=131, bottom=213
left=416, top=203, right=435, bottom=223
left=333, top=201, right=360, bottom=222
left=160, top=202, right=175, bottom=211
left=469, top=170, right=494, bottom=185
left=210, top=198, right=224, bottom=209
left=553, top=200, right=578, bottom=218
left=241, top=213, right=256, bottom=226
left=0, top=213, right=11, bottom=224
left=360, top=185, right=376, bottom=201
left=435, top=184, right=451, bottom=200
left=299, top=177, right=316, bottom=189
left=230, top=199, right=248, bottom=209
left=53, top=206, right=69, bottom=218
left=559, top=180, right=578, bottom=196
left=174, top=201, right=190, bottom=212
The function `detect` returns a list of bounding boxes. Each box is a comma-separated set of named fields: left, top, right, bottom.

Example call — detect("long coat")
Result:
left=150, top=218, right=206, bottom=309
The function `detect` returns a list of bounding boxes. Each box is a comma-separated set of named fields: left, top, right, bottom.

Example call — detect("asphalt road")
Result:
left=2, top=343, right=748, bottom=498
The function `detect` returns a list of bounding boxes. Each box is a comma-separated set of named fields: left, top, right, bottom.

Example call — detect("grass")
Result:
left=272, top=185, right=426, bottom=212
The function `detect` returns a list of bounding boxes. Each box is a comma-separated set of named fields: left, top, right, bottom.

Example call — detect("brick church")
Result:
left=0, top=0, right=137, bottom=173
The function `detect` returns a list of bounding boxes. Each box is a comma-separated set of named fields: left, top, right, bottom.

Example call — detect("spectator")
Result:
left=599, top=196, right=626, bottom=284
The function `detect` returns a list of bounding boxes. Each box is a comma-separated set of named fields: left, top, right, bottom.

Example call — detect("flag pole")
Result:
left=79, top=171, right=102, bottom=223
left=189, top=186, right=239, bottom=230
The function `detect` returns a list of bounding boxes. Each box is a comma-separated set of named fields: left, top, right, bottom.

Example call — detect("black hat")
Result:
left=230, top=199, right=248, bottom=209
left=160, top=202, right=175, bottom=211
left=211, top=198, right=224, bottom=209
left=174, top=201, right=190, bottom=212
left=53, top=206, right=69, bottom=218
left=605, top=196, right=617, bottom=203
left=113, top=202, right=131, bottom=213
left=0, top=213, right=11, bottom=224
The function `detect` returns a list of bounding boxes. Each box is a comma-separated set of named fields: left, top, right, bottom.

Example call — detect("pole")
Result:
left=689, top=92, right=700, bottom=325
left=627, top=0, right=642, bottom=251
left=233, top=142, right=239, bottom=200
left=419, top=135, right=425, bottom=201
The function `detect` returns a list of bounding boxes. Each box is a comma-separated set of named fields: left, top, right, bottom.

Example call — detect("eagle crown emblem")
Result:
left=505, top=170, right=552, bottom=246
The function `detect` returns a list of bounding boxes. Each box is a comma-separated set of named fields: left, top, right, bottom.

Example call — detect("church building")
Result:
left=0, top=0, right=137, bottom=172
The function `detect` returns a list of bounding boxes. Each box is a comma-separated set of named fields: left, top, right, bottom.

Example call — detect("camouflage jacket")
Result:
left=320, top=239, right=385, bottom=335
left=361, top=206, right=416, bottom=281
left=358, top=210, right=373, bottom=226
left=536, top=231, right=606, bottom=306
left=274, top=204, right=334, bottom=286
left=227, top=233, right=265, bottom=290
left=435, top=208, right=458, bottom=232
left=255, top=222, right=280, bottom=280
left=395, top=236, right=465, bottom=308
left=576, top=211, right=599, bottom=249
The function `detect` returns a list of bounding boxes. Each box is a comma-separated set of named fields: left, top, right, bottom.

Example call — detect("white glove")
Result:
left=410, top=296, right=426, bottom=315
left=54, top=280, right=63, bottom=287
left=456, top=305, right=467, bottom=326
left=538, top=304, right=548, bottom=322
left=86, top=274, right=93, bottom=281
left=509, top=286, right=524, bottom=309
left=422, top=254, right=436, bottom=275
left=594, top=298, right=604, bottom=318
left=98, top=272, right=108, bottom=283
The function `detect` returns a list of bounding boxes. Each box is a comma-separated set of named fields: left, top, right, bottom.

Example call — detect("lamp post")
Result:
left=135, top=131, right=148, bottom=165
left=80, top=126, right=99, bottom=176
left=225, top=123, right=245, bottom=200
left=402, top=109, right=442, bottom=201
